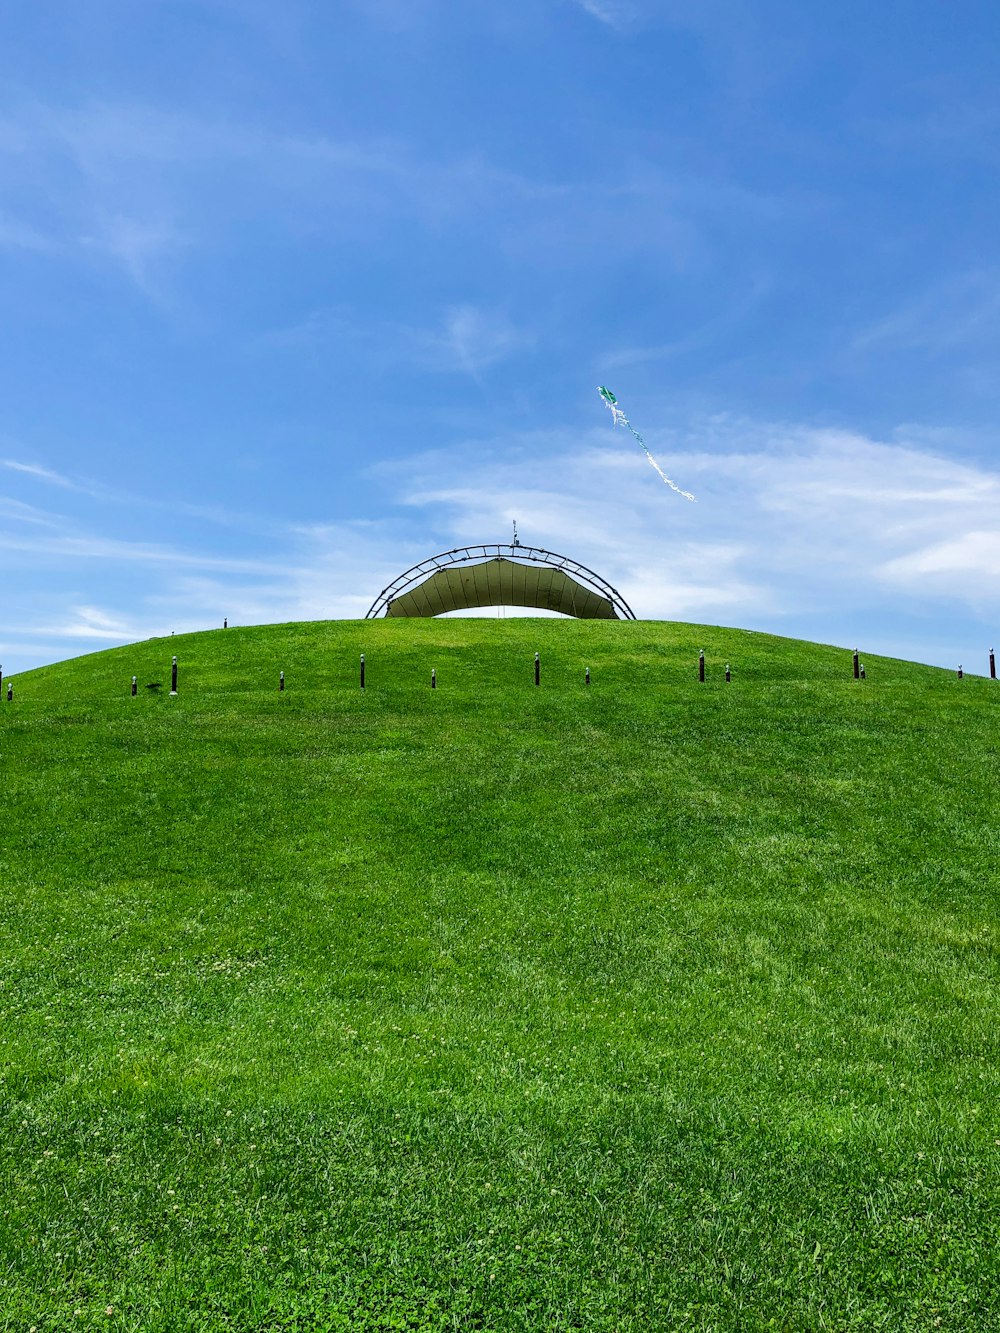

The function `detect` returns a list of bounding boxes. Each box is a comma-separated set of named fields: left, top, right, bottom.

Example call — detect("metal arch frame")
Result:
left=365, top=544, right=637, bottom=620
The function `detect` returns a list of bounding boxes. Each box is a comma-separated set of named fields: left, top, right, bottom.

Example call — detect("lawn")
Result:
left=1, top=618, right=998, bottom=1330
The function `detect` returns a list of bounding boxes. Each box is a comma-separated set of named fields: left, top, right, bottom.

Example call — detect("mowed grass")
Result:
left=1, top=618, right=999, bottom=1331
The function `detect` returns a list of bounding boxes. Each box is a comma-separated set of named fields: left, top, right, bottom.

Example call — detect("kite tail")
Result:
left=620, top=411, right=696, bottom=503
left=598, top=386, right=695, bottom=502
left=638, top=446, right=697, bottom=502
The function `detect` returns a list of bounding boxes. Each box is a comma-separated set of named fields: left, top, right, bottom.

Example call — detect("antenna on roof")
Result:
left=512, top=518, right=519, bottom=547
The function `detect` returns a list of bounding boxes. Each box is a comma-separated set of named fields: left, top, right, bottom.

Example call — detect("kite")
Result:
left=597, top=386, right=695, bottom=501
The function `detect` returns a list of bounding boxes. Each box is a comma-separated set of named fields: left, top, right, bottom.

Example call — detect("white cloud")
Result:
left=883, top=531, right=1000, bottom=582
left=387, top=419, right=1000, bottom=634
left=3, top=416, right=999, bottom=673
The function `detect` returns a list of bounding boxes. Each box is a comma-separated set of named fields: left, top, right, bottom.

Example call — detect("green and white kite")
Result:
left=597, top=386, right=695, bottom=502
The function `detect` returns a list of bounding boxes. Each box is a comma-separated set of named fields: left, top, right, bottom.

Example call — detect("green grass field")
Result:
left=2, top=619, right=998, bottom=1331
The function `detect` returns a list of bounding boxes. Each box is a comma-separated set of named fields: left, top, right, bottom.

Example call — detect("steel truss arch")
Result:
left=365, top=544, right=636, bottom=620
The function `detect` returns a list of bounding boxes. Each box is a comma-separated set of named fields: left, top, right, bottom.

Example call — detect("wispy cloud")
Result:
left=0, top=94, right=794, bottom=304
left=857, top=79, right=1000, bottom=166
left=0, top=212, right=52, bottom=251
left=252, top=302, right=530, bottom=377
left=0, top=98, right=556, bottom=225
left=27, top=605, right=142, bottom=641
left=852, top=269, right=1000, bottom=357
left=425, top=306, right=529, bottom=376
left=1, top=457, right=79, bottom=489
left=572, top=0, right=638, bottom=30
left=80, top=213, right=189, bottom=297
left=0, top=495, right=65, bottom=528
left=1, top=454, right=278, bottom=533
left=602, top=278, right=770, bottom=369
left=0, top=528, right=274, bottom=574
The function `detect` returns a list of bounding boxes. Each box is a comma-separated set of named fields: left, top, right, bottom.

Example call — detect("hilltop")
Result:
left=2, top=619, right=998, bottom=1331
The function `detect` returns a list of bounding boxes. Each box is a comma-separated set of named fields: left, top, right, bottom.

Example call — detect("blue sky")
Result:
left=3, top=0, right=1000, bottom=674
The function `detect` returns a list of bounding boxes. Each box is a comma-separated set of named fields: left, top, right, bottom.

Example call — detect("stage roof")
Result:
left=384, top=556, right=618, bottom=619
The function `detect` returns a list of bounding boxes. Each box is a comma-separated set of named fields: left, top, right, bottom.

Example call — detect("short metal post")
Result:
left=585, top=667, right=590, bottom=686
left=224, top=618, right=228, bottom=629
left=725, top=663, right=731, bottom=683
left=853, top=649, right=859, bottom=680
left=958, top=664, right=963, bottom=680
left=699, top=649, right=705, bottom=683
left=990, top=649, right=996, bottom=680
left=131, top=675, right=137, bottom=697
left=534, top=652, right=540, bottom=687
left=360, top=654, right=365, bottom=690
left=431, top=668, right=436, bottom=689
left=170, top=656, right=178, bottom=695
left=6, top=681, right=11, bottom=703
left=860, top=664, right=866, bottom=680
left=279, top=671, right=285, bottom=692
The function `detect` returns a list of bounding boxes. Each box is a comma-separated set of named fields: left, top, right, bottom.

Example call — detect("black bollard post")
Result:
left=131, top=675, right=137, bottom=697
left=991, top=649, right=996, bottom=680
left=699, top=649, right=705, bottom=683
left=170, top=656, right=178, bottom=695
left=431, top=668, right=436, bottom=690
left=860, top=664, right=866, bottom=680
left=279, top=671, right=285, bottom=692
left=958, top=664, right=963, bottom=680
left=853, top=649, right=859, bottom=680
left=534, top=652, right=540, bottom=687
left=725, top=663, right=731, bottom=683
left=585, top=667, right=590, bottom=686
left=224, top=618, right=228, bottom=630
left=360, top=654, right=365, bottom=690
left=6, top=681, right=11, bottom=702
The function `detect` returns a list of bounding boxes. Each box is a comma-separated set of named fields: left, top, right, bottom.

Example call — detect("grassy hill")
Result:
left=2, top=618, right=998, bottom=1331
